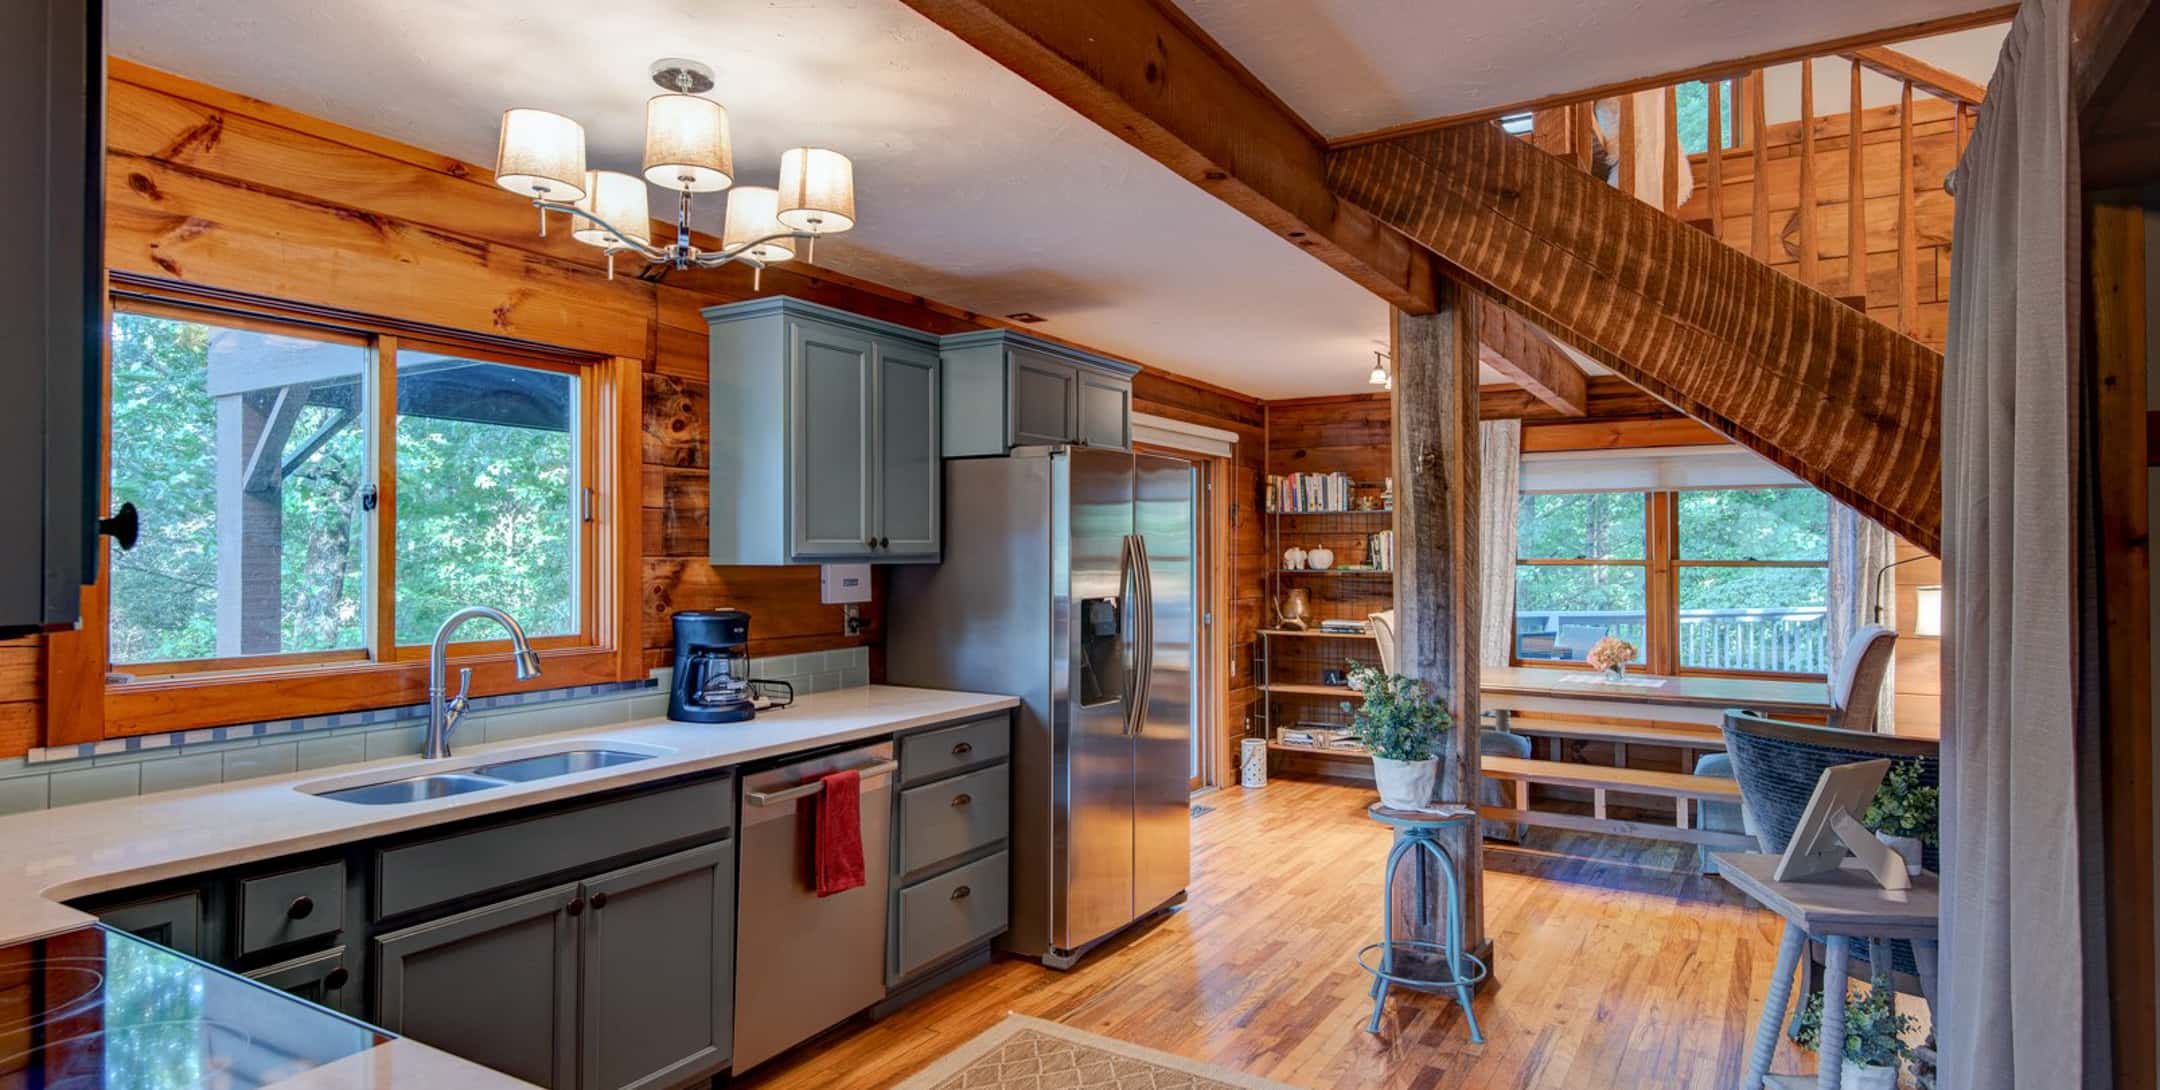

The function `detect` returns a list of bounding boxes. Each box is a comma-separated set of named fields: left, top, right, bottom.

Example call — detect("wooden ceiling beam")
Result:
left=1475, top=294, right=1587, bottom=416
left=1843, top=46, right=1988, bottom=106
left=892, top=0, right=1443, bottom=314
left=1329, top=123, right=1943, bottom=550
left=2076, top=0, right=2160, bottom=188
left=1326, top=5, right=2016, bottom=149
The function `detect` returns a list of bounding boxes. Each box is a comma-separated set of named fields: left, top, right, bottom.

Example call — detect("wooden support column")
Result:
left=1388, top=280, right=1486, bottom=965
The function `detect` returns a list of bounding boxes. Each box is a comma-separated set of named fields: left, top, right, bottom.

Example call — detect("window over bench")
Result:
left=65, top=288, right=641, bottom=741
left=1514, top=486, right=1830, bottom=678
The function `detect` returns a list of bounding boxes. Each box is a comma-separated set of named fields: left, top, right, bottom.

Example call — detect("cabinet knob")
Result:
left=950, top=885, right=971, bottom=901
left=591, top=891, right=609, bottom=910
left=286, top=896, right=314, bottom=921
left=950, top=793, right=972, bottom=808
left=566, top=897, right=585, bottom=917
left=866, top=537, right=876, bottom=547
left=951, top=741, right=973, bottom=756
left=324, top=967, right=350, bottom=990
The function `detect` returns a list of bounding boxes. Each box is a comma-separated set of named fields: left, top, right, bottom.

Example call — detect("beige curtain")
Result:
left=1939, top=0, right=2106, bottom=1085
left=1826, top=502, right=1896, bottom=730
left=1478, top=420, right=1520, bottom=668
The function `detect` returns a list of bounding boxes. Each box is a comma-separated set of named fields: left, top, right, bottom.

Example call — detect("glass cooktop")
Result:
left=0, top=925, right=386, bottom=1088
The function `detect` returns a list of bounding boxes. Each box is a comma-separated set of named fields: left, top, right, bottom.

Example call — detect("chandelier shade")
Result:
left=573, top=170, right=652, bottom=249
left=721, top=186, right=796, bottom=263
left=776, top=147, right=856, bottom=233
left=494, top=109, right=588, bottom=201
left=643, top=93, right=734, bottom=193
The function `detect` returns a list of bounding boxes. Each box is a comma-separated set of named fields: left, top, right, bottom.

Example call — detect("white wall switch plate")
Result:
left=820, top=563, right=873, bottom=604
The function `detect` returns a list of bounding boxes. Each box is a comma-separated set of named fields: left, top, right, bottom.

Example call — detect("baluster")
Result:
left=1706, top=80, right=1725, bottom=240
left=1664, top=85, right=1681, bottom=213
left=1898, top=80, right=1918, bottom=336
left=1847, top=59, right=1867, bottom=303
left=1799, top=59, right=1821, bottom=287
left=1750, top=70, right=1769, bottom=261
left=1619, top=93, right=1639, bottom=198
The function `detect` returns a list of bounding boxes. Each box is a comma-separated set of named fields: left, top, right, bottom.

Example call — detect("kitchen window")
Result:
left=68, top=288, right=640, bottom=738
left=1513, top=487, right=1830, bottom=677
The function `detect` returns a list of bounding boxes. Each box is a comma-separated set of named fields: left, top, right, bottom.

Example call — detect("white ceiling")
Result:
left=1177, top=0, right=2012, bottom=138
left=109, top=0, right=1425, bottom=399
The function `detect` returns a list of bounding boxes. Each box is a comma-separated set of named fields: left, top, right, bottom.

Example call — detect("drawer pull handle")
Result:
left=567, top=897, right=586, bottom=917
left=951, top=793, right=972, bottom=807
left=287, top=896, right=315, bottom=921
left=324, top=967, right=350, bottom=990
left=950, top=885, right=971, bottom=901
left=591, top=892, right=610, bottom=910
left=952, top=741, right=973, bottom=756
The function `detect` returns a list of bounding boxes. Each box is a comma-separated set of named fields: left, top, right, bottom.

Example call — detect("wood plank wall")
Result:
left=1680, top=97, right=1963, bottom=351
left=0, top=63, right=1257, bottom=758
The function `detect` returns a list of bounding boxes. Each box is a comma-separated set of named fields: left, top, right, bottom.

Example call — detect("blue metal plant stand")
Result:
left=1357, top=802, right=1488, bottom=1041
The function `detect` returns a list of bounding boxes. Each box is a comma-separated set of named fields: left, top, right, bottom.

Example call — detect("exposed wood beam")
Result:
left=1480, top=375, right=1679, bottom=421
left=1474, top=295, right=1587, bottom=416
left=894, top=0, right=1443, bottom=314
left=1843, top=45, right=1988, bottom=106
left=1325, top=5, right=2017, bottom=148
left=2076, top=0, right=2160, bottom=187
left=1329, top=122, right=1943, bottom=550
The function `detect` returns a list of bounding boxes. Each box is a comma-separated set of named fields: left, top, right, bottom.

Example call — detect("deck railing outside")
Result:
left=1516, top=607, right=1828, bottom=675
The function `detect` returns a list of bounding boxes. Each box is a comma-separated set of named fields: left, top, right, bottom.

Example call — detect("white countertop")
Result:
left=0, top=683, right=1016, bottom=1089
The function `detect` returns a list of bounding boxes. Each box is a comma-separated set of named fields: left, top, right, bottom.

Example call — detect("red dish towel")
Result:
left=814, top=768, right=866, bottom=897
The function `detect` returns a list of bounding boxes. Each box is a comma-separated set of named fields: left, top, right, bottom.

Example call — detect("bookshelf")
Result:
left=1259, top=472, right=1394, bottom=757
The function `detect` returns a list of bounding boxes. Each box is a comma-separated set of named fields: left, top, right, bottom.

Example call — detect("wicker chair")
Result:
left=1721, top=711, right=1939, bottom=988
left=1368, top=611, right=1531, bottom=840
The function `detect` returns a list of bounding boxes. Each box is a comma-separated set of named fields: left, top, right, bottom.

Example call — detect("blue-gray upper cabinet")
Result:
left=937, top=331, right=1138, bottom=457
left=705, top=298, right=942, bottom=565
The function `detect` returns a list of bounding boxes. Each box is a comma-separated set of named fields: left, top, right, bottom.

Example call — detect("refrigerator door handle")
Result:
left=1130, top=534, right=1155, bottom=736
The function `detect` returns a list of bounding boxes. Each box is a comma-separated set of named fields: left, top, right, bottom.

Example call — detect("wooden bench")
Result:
left=1479, top=756, right=1755, bottom=850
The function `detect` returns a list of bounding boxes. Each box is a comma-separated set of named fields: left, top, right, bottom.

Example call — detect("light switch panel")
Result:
left=820, top=563, right=873, bottom=604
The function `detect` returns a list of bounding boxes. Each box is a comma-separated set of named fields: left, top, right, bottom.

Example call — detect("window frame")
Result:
left=1511, top=488, right=1830, bottom=679
left=55, top=281, right=644, bottom=741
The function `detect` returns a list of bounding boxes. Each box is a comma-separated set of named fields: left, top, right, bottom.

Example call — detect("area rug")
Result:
left=892, top=1014, right=1305, bottom=1090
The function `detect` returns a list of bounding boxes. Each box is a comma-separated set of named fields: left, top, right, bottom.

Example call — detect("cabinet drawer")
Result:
left=98, top=890, right=204, bottom=958
left=898, top=765, right=1008, bottom=876
left=376, top=774, right=733, bottom=919
left=898, top=716, right=1009, bottom=787
left=245, top=945, right=358, bottom=1016
left=239, top=861, right=344, bottom=956
left=895, top=851, right=1008, bottom=981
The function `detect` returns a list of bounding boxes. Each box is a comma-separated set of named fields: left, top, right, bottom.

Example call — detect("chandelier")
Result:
left=493, top=58, right=857, bottom=287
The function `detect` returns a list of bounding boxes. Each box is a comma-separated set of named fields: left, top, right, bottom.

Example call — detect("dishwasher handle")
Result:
left=743, top=759, right=898, bottom=807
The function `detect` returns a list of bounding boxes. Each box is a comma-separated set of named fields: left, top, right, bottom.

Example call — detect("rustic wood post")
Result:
left=1388, top=282, right=1487, bottom=964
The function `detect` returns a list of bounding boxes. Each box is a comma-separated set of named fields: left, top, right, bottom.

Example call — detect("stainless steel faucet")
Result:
left=425, top=606, right=543, bottom=759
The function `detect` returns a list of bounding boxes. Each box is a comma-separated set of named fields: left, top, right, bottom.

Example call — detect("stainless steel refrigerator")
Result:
left=888, top=446, right=1194, bottom=969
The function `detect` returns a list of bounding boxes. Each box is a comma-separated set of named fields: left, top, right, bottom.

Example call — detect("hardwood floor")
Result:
left=734, top=777, right=1805, bottom=1090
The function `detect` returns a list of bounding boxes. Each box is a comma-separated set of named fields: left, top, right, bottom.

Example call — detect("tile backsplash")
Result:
left=0, top=647, right=870, bottom=816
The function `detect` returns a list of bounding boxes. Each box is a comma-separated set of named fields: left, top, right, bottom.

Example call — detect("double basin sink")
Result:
left=303, top=744, right=662, bottom=805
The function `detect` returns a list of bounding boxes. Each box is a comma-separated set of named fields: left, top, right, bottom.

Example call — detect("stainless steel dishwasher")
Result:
left=732, top=740, right=895, bottom=1073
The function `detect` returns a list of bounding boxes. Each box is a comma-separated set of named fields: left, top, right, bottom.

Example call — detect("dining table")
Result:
left=1481, top=665, right=1834, bottom=728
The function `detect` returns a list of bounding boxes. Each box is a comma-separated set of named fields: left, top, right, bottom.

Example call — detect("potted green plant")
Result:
left=1795, top=979, right=1916, bottom=1090
left=1341, top=661, right=1453, bottom=809
left=1862, top=760, right=1938, bottom=876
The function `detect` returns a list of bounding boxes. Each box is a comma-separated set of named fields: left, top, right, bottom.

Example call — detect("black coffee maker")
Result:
left=669, top=610, right=755, bottom=723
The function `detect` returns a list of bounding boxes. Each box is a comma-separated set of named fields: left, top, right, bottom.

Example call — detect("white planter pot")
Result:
left=1877, top=832, right=1924, bottom=876
left=1839, top=1061, right=1898, bottom=1090
left=1371, top=756, right=1439, bottom=810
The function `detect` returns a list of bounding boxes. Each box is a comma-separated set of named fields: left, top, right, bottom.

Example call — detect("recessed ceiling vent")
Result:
left=1005, top=312, right=1047, bottom=324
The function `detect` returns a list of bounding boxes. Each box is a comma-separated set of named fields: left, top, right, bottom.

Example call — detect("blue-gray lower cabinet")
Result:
left=376, top=882, right=582, bottom=1089
left=244, top=945, right=360, bottom=1018
left=98, top=890, right=207, bottom=960
left=889, top=714, right=1013, bottom=986
left=373, top=837, right=736, bottom=1090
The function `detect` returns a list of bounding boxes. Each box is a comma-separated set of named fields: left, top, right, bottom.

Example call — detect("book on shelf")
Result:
left=1317, top=619, right=1370, bottom=634
left=1264, top=471, right=1359, bottom=513
left=1364, top=529, right=1394, bottom=572
left=1277, top=727, right=1368, bottom=753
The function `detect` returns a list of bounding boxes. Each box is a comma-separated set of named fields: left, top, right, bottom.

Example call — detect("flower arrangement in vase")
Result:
left=1340, top=661, right=1453, bottom=809
left=1862, top=760, right=1938, bottom=876
left=1584, top=635, right=1638, bottom=680
left=1795, top=978, right=1915, bottom=1090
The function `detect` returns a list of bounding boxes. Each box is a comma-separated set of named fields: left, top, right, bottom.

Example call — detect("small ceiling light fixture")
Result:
left=494, top=58, right=857, bottom=287
left=1368, top=351, right=1391, bottom=388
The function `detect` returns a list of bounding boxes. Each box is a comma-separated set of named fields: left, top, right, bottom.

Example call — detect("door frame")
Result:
left=1134, top=441, right=1229, bottom=792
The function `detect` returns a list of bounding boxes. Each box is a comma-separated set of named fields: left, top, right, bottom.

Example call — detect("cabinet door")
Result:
left=376, top=883, right=580, bottom=1089
left=245, top=945, right=359, bottom=1017
left=874, top=340, right=941, bottom=561
left=1076, top=372, right=1132, bottom=450
left=577, top=840, right=735, bottom=1090
left=99, top=891, right=205, bottom=959
left=1005, top=348, right=1078, bottom=447
left=789, top=318, right=878, bottom=560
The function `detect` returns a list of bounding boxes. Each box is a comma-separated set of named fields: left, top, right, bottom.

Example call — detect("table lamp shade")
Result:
left=643, top=94, right=733, bottom=193
left=776, top=147, right=856, bottom=233
left=721, top=186, right=795, bottom=263
left=495, top=109, right=588, bottom=201
left=573, top=170, right=652, bottom=248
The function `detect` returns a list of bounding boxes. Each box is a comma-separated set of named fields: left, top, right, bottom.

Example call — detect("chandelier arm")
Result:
left=532, top=199, right=670, bottom=262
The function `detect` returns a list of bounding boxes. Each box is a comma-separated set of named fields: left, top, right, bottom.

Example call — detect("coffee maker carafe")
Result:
left=669, top=610, right=755, bottom=723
